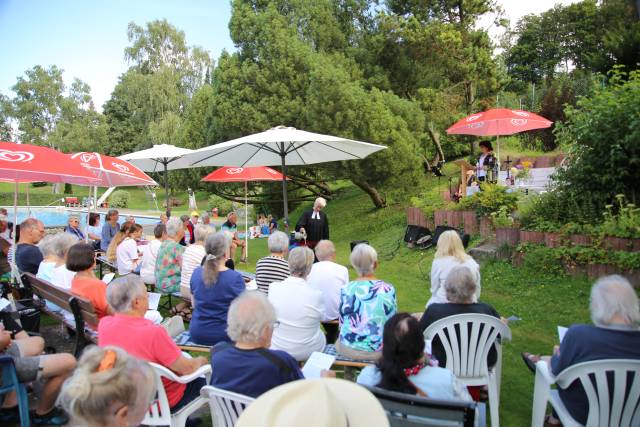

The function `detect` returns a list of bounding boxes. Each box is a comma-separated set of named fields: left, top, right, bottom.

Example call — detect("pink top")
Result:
left=98, top=314, right=184, bottom=406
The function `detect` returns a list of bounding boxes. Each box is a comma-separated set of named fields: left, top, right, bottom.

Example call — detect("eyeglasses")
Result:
left=273, top=321, right=280, bottom=329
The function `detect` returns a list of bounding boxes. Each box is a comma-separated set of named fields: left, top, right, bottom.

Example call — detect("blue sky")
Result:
left=0, top=0, right=235, bottom=110
left=0, top=0, right=578, bottom=111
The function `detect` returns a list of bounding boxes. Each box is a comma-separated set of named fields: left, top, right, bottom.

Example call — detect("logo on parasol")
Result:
left=226, top=168, right=244, bottom=174
left=511, top=111, right=530, bottom=117
left=0, top=150, right=34, bottom=162
left=80, top=153, right=96, bottom=163
left=468, top=121, right=485, bottom=129
left=466, top=114, right=482, bottom=122
left=112, top=162, right=132, bottom=174
left=510, top=119, right=528, bottom=126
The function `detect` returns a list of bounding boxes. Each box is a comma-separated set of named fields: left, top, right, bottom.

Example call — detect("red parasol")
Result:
left=446, top=108, right=553, bottom=136
left=202, top=166, right=288, bottom=260
left=69, top=152, right=157, bottom=187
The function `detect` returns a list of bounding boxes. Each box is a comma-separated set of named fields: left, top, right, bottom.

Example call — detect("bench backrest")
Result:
left=23, top=273, right=99, bottom=326
left=368, top=386, right=478, bottom=427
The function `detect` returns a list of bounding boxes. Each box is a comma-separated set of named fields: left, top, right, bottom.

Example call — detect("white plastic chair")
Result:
left=423, top=313, right=511, bottom=427
left=200, top=385, right=255, bottom=427
left=142, top=363, right=212, bottom=427
left=531, top=359, right=640, bottom=427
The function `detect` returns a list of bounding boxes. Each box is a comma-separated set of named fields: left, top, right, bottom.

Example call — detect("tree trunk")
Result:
left=352, top=179, right=386, bottom=208
left=427, top=125, right=445, bottom=165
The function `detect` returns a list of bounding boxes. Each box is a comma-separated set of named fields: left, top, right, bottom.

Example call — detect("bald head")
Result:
left=314, top=240, right=336, bottom=262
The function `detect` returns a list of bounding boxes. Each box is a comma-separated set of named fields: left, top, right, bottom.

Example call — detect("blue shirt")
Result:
left=100, top=222, right=119, bottom=251
left=16, top=243, right=43, bottom=275
left=189, top=268, right=245, bottom=346
left=551, top=324, right=640, bottom=425
left=210, top=344, right=303, bottom=398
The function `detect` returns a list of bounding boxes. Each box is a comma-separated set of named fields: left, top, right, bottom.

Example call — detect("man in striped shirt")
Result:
left=255, top=231, right=290, bottom=294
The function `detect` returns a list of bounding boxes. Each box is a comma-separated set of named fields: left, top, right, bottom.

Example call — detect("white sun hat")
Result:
left=236, top=378, right=389, bottom=427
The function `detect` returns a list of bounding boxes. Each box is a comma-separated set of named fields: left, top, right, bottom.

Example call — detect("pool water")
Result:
left=4, top=207, right=160, bottom=228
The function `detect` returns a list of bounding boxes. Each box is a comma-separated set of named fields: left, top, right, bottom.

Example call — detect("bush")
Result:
left=455, top=184, right=519, bottom=217
left=31, top=182, right=48, bottom=188
left=109, top=190, right=130, bottom=208
left=208, top=194, right=234, bottom=215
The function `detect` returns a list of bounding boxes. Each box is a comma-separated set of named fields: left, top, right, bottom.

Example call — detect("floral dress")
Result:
left=338, top=279, right=397, bottom=352
left=155, top=240, right=185, bottom=294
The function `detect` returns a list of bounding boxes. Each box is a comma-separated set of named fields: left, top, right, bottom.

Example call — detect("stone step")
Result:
left=468, top=241, right=498, bottom=264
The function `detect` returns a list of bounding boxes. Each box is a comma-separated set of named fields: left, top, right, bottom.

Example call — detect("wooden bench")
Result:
left=23, top=273, right=98, bottom=357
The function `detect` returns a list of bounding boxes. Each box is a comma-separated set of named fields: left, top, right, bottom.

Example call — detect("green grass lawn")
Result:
left=231, top=183, right=591, bottom=426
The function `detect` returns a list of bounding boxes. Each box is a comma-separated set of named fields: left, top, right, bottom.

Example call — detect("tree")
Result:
left=0, top=94, right=12, bottom=141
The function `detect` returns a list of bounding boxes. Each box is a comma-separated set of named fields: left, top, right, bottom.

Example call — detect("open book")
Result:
left=302, top=352, right=335, bottom=379
left=147, top=293, right=162, bottom=311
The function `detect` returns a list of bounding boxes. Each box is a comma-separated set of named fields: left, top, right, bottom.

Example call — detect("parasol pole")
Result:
left=280, top=144, right=289, bottom=229
left=163, top=160, right=169, bottom=212
left=244, top=180, right=248, bottom=260
left=26, top=184, right=30, bottom=217
left=12, top=182, right=18, bottom=265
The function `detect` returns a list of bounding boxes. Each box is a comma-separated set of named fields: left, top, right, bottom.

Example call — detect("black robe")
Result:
left=296, top=210, right=329, bottom=242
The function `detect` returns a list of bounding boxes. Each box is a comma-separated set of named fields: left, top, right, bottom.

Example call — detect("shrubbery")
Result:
left=109, top=190, right=130, bottom=208
left=455, top=184, right=519, bottom=217
left=208, top=194, right=234, bottom=215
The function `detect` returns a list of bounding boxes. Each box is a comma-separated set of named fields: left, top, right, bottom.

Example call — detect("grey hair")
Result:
left=350, top=243, right=377, bottom=276
left=105, top=209, right=119, bottom=221
left=288, top=246, right=314, bottom=278
left=165, top=217, right=182, bottom=238
left=201, top=212, right=210, bottom=221
left=38, top=234, right=58, bottom=257
left=314, top=197, right=327, bottom=209
left=314, top=240, right=335, bottom=262
left=53, top=233, right=79, bottom=259
left=68, top=214, right=80, bottom=221
left=444, top=266, right=477, bottom=303
left=267, top=231, right=289, bottom=254
left=590, top=275, right=640, bottom=327
left=106, top=275, right=146, bottom=313
left=202, top=232, right=230, bottom=286
left=193, top=224, right=213, bottom=243
left=227, top=291, right=276, bottom=343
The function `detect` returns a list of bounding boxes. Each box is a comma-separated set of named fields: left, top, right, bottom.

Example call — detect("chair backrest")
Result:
left=423, top=313, right=511, bottom=378
left=142, top=363, right=176, bottom=426
left=0, top=355, right=20, bottom=393
left=200, top=385, right=255, bottom=427
left=368, top=386, right=478, bottom=427
left=555, top=359, right=640, bottom=427
left=24, top=273, right=99, bottom=326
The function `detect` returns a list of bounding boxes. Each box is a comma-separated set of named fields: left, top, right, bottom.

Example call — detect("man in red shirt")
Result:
left=98, top=275, right=207, bottom=411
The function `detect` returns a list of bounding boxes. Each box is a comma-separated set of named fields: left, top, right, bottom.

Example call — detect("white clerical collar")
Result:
left=312, top=211, right=320, bottom=220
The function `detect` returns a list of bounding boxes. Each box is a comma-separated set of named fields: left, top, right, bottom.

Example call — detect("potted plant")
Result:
left=492, top=207, right=520, bottom=247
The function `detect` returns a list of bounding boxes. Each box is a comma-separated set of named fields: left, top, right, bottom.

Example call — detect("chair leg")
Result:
left=18, top=383, right=30, bottom=427
left=487, top=376, right=500, bottom=427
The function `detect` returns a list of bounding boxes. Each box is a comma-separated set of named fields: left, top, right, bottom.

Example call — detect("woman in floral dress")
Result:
left=155, top=217, right=186, bottom=294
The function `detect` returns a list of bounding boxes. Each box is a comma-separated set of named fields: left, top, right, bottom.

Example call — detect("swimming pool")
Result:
left=3, top=207, right=160, bottom=228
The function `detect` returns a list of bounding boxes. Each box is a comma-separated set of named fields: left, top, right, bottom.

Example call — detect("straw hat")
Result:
left=236, top=378, right=389, bottom=427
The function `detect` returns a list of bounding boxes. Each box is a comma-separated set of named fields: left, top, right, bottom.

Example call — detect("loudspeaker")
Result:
left=432, top=225, right=470, bottom=248
left=404, top=225, right=431, bottom=245
left=350, top=240, right=369, bottom=252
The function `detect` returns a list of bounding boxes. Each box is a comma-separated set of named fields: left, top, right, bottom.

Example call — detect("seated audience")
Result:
left=201, top=212, right=215, bottom=231
left=427, top=230, right=480, bottom=307
left=419, top=265, right=501, bottom=368
left=100, top=209, right=120, bottom=252
left=86, top=212, right=101, bottom=249
left=357, top=312, right=471, bottom=401
left=236, top=378, right=388, bottom=427
left=50, top=233, right=79, bottom=290
left=268, top=246, right=326, bottom=361
left=0, top=214, right=11, bottom=241
left=180, top=224, right=214, bottom=299
left=155, top=217, right=185, bottom=294
left=210, top=291, right=303, bottom=398
left=307, top=239, right=349, bottom=322
left=159, top=213, right=168, bottom=225
left=189, top=232, right=245, bottom=346
left=337, top=243, right=397, bottom=362
left=15, top=218, right=45, bottom=275
left=68, top=243, right=113, bottom=320
left=64, top=214, right=85, bottom=240
left=106, top=223, right=128, bottom=264
left=221, top=212, right=246, bottom=263
left=0, top=237, right=10, bottom=281
left=124, top=215, right=135, bottom=225
left=523, top=275, right=640, bottom=426
left=140, top=223, right=166, bottom=286
left=99, top=275, right=208, bottom=412
left=59, top=346, right=155, bottom=427
left=116, top=223, right=143, bottom=275
left=0, top=321, right=76, bottom=425
left=36, top=234, right=58, bottom=282
left=255, top=231, right=290, bottom=294
left=179, top=214, right=194, bottom=246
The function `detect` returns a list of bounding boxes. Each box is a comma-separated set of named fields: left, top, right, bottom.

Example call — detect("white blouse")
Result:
left=427, top=256, right=481, bottom=307
left=116, top=238, right=139, bottom=275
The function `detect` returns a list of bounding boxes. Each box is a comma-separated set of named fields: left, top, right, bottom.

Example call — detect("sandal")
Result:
left=521, top=352, right=540, bottom=374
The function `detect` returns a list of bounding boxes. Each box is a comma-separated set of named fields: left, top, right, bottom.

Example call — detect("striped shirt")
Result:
left=180, top=244, right=206, bottom=298
left=255, top=256, right=290, bottom=294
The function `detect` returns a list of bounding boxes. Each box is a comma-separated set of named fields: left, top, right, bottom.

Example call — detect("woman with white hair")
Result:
left=180, top=224, right=215, bottom=300
left=59, top=346, right=156, bottom=427
left=64, top=214, right=85, bottom=240
left=522, top=275, right=640, bottom=426
left=336, top=243, right=397, bottom=362
left=189, top=232, right=246, bottom=346
left=210, top=291, right=304, bottom=398
left=36, top=234, right=60, bottom=283
left=50, top=233, right=79, bottom=289
left=427, top=230, right=480, bottom=307
left=295, top=197, right=329, bottom=250
left=255, top=231, right=290, bottom=294
left=155, top=217, right=186, bottom=293
left=268, top=246, right=326, bottom=361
